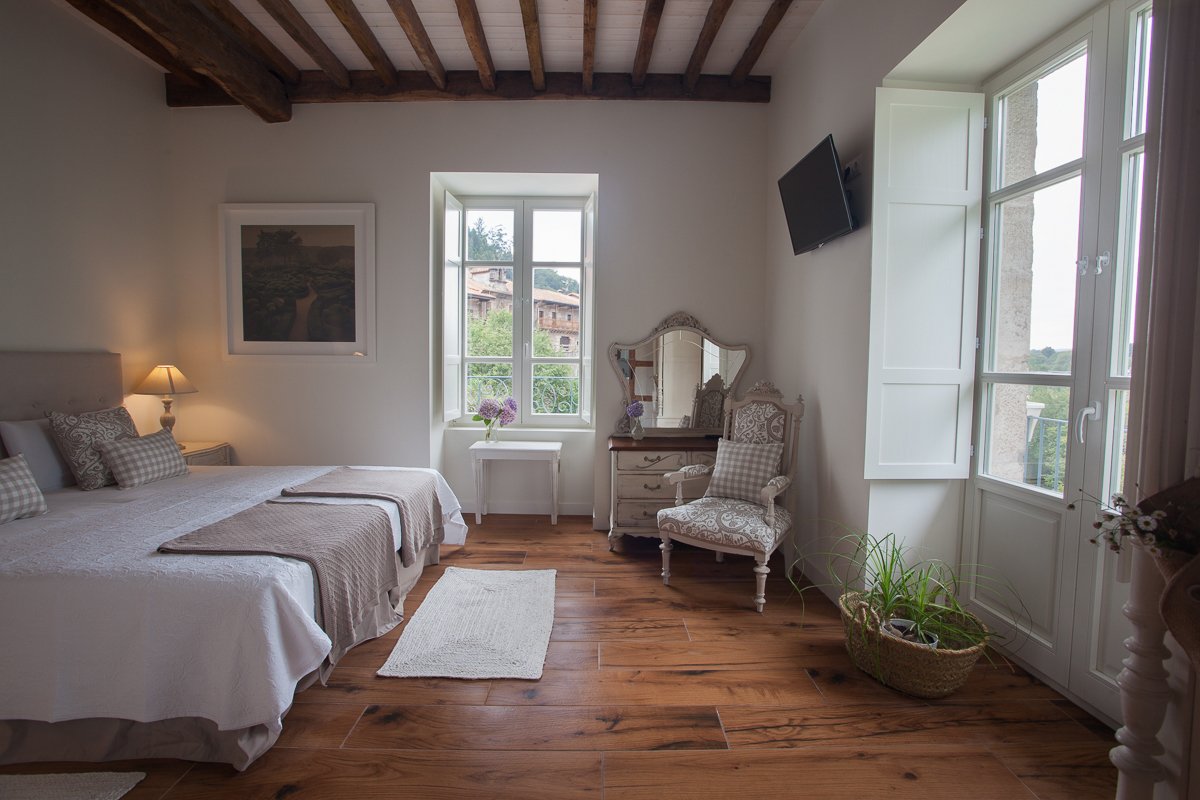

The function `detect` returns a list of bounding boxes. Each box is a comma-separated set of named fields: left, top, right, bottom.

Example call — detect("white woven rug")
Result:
left=378, top=567, right=556, bottom=680
left=0, top=772, right=145, bottom=800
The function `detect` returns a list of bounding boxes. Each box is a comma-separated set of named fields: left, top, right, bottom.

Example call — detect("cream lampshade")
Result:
left=134, top=365, right=198, bottom=433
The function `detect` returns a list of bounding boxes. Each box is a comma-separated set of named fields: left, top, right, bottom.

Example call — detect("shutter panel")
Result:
left=443, top=191, right=465, bottom=422
left=864, top=87, right=985, bottom=479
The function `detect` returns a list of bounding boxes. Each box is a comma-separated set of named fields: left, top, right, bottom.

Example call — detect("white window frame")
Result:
left=446, top=194, right=593, bottom=428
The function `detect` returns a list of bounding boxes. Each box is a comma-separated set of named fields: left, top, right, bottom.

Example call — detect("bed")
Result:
left=0, top=351, right=467, bottom=769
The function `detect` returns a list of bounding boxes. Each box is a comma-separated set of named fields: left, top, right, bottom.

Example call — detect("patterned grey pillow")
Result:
left=705, top=438, right=784, bottom=504
left=0, top=454, right=48, bottom=523
left=47, top=406, right=139, bottom=491
left=98, top=428, right=189, bottom=489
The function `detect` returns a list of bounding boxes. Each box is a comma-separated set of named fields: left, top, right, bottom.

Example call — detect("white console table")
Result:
left=469, top=440, right=563, bottom=524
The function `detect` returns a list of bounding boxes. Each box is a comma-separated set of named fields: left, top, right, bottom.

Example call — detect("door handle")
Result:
left=1076, top=401, right=1101, bottom=444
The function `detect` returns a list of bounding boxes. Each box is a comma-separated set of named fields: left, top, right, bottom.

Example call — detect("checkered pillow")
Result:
left=0, top=454, right=48, bottom=523
left=98, top=428, right=189, bottom=489
left=48, top=406, right=139, bottom=490
left=704, top=438, right=784, bottom=504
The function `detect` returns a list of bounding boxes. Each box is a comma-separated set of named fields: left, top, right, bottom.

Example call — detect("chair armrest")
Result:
left=665, top=464, right=713, bottom=485
left=664, top=464, right=713, bottom=506
left=759, top=475, right=791, bottom=505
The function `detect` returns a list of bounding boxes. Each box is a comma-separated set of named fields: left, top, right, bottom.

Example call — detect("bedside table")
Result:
left=178, top=441, right=232, bottom=466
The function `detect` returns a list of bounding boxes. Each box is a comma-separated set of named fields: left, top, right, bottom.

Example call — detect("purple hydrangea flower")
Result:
left=476, top=397, right=501, bottom=421
left=502, top=396, right=518, bottom=413
left=499, top=407, right=517, bottom=426
left=626, top=400, right=644, bottom=418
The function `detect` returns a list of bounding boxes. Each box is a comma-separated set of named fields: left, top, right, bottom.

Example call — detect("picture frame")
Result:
left=219, top=203, right=375, bottom=361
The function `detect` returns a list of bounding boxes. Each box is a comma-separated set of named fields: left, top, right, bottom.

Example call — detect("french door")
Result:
left=962, top=0, right=1152, bottom=724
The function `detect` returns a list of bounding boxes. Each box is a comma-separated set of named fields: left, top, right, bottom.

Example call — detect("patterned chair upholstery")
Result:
left=656, top=380, right=803, bottom=612
left=690, top=374, right=727, bottom=430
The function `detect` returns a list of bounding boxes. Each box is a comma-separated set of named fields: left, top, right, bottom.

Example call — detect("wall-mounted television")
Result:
left=778, top=134, right=856, bottom=255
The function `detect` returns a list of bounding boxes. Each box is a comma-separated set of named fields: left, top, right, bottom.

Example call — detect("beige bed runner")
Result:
left=159, top=502, right=398, bottom=663
left=281, top=467, right=443, bottom=568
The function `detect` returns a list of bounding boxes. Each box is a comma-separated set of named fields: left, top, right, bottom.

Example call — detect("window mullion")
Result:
left=516, top=200, right=532, bottom=424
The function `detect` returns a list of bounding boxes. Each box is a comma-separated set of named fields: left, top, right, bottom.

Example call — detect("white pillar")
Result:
left=1111, top=546, right=1171, bottom=799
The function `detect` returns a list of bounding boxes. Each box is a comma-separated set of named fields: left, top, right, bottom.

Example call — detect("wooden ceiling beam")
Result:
left=384, top=0, right=447, bottom=91
left=518, top=0, right=546, bottom=92
left=71, top=0, right=290, bottom=122
left=631, top=0, right=665, bottom=88
left=196, top=0, right=300, bottom=85
left=730, top=0, right=794, bottom=87
left=255, top=0, right=351, bottom=90
left=325, top=0, right=399, bottom=89
left=685, top=0, right=733, bottom=93
left=453, top=0, right=497, bottom=91
left=582, top=0, right=597, bottom=93
left=167, top=70, right=771, bottom=104
left=62, top=0, right=203, bottom=86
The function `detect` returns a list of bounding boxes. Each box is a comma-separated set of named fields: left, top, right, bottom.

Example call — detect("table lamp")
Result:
left=134, top=365, right=198, bottom=433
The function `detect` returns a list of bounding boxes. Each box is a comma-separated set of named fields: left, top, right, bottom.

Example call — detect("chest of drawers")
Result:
left=607, top=435, right=718, bottom=548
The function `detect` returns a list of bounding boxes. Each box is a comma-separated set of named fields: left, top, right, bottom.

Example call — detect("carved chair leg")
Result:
left=753, top=556, right=769, bottom=613
left=715, top=552, right=724, bottom=563
left=660, top=534, right=673, bottom=586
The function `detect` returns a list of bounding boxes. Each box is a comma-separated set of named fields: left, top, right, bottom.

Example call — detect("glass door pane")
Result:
left=997, top=50, right=1088, bottom=188
left=990, top=176, right=1083, bottom=373
left=983, top=382, right=1071, bottom=493
left=532, top=209, right=582, bottom=262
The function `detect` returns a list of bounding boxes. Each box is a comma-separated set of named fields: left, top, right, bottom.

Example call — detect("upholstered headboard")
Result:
left=0, top=351, right=123, bottom=458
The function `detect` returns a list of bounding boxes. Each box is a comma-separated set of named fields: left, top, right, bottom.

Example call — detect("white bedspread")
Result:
left=0, top=465, right=465, bottom=737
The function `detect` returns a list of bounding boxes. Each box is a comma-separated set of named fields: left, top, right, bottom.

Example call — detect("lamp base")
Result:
left=159, top=397, right=176, bottom=433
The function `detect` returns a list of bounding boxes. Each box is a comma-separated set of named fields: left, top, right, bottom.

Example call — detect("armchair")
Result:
left=657, top=380, right=804, bottom=612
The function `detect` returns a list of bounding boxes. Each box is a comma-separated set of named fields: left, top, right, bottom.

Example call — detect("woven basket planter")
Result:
left=838, top=591, right=988, bottom=699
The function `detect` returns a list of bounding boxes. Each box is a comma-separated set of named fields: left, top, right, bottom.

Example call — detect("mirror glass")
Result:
left=609, top=313, right=750, bottom=433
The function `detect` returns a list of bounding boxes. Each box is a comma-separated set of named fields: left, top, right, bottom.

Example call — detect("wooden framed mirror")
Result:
left=608, top=312, right=750, bottom=435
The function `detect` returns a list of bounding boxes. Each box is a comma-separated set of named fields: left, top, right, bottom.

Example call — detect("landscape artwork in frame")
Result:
left=220, top=203, right=375, bottom=360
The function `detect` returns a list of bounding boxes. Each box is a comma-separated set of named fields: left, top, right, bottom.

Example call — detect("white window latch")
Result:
left=1076, top=401, right=1102, bottom=444
left=1077, top=256, right=1089, bottom=276
left=1095, top=250, right=1110, bottom=275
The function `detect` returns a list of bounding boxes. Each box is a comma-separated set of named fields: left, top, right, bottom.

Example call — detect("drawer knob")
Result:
left=641, top=455, right=666, bottom=465
left=643, top=483, right=662, bottom=491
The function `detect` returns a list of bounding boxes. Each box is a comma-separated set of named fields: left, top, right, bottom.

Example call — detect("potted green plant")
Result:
left=824, top=531, right=993, bottom=699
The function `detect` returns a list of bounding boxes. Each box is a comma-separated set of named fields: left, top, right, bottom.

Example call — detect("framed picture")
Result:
left=219, top=203, right=375, bottom=360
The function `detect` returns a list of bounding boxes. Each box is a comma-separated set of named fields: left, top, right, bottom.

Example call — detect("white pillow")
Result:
left=0, top=418, right=75, bottom=490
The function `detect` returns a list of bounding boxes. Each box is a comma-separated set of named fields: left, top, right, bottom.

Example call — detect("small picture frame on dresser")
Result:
left=179, top=441, right=232, bottom=467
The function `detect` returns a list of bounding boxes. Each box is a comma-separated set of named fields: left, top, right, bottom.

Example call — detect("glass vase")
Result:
left=630, top=417, right=645, bottom=440
left=484, top=424, right=498, bottom=443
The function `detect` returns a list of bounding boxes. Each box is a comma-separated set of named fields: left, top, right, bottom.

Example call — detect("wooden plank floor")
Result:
left=0, top=515, right=1117, bottom=799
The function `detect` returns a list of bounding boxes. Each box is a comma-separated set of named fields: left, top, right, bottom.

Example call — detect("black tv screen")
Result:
left=778, top=134, right=856, bottom=255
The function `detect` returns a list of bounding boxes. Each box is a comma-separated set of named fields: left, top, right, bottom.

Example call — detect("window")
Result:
left=977, top=2, right=1151, bottom=499
left=443, top=194, right=594, bottom=426
left=980, top=47, right=1089, bottom=494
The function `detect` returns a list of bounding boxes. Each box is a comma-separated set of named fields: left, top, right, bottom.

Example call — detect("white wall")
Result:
left=164, top=100, right=768, bottom=517
left=0, top=1, right=174, bottom=432
left=764, top=0, right=965, bottom=585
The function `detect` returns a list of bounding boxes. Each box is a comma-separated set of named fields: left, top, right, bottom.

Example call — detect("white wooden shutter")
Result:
left=442, top=191, right=465, bottom=422
left=864, top=87, right=984, bottom=479
left=580, top=193, right=596, bottom=424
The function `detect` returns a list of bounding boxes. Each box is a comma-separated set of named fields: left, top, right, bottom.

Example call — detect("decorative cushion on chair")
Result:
left=732, top=401, right=787, bottom=444
left=705, top=438, right=783, bottom=503
left=657, top=497, right=792, bottom=554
